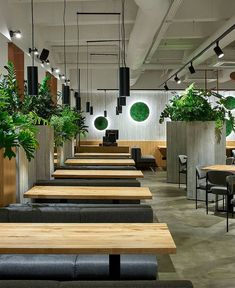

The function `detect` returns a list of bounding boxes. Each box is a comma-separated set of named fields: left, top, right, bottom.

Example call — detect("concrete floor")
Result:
left=140, top=170, right=235, bottom=288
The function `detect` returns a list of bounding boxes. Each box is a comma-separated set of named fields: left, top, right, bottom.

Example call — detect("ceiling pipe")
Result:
left=169, top=14, right=235, bottom=82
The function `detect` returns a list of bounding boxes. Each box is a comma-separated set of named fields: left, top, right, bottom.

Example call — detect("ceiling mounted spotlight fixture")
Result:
left=61, top=74, right=66, bottom=80
left=29, top=47, right=39, bottom=56
left=164, top=83, right=169, bottom=91
left=188, top=62, right=195, bottom=74
left=174, top=75, right=181, bottom=84
left=214, top=42, right=224, bottom=59
left=10, top=30, right=22, bottom=39
left=39, top=48, right=49, bottom=61
left=45, top=59, right=50, bottom=65
left=52, top=68, right=60, bottom=74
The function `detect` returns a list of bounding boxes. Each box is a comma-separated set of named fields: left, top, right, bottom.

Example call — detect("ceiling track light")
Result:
left=188, top=62, right=196, bottom=74
left=45, top=59, right=50, bottom=65
left=10, top=30, right=22, bottom=39
left=174, top=75, right=181, bottom=84
left=164, top=83, right=169, bottom=91
left=29, top=47, right=39, bottom=56
left=214, top=42, right=224, bottom=59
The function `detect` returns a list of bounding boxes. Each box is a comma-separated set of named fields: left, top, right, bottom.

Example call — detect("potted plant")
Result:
left=50, top=106, right=87, bottom=166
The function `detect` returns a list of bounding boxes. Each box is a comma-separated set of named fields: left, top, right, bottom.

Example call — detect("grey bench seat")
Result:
left=36, top=179, right=141, bottom=187
left=0, top=203, right=153, bottom=223
left=0, top=254, right=157, bottom=281
left=0, top=280, right=193, bottom=288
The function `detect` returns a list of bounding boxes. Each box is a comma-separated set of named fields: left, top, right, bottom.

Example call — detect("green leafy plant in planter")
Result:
left=159, top=83, right=235, bottom=141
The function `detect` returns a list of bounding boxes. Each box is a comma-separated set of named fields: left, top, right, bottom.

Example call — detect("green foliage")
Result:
left=21, top=74, right=56, bottom=120
left=50, top=106, right=87, bottom=147
left=94, top=116, right=108, bottom=130
left=0, top=62, right=39, bottom=160
left=159, top=83, right=235, bottom=139
left=130, top=102, right=150, bottom=122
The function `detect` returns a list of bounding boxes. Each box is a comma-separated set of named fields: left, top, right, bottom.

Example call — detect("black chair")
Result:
left=195, top=165, right=207, bottom=209
left=206, top=171, right=233, bottom=230
left=226, top=157, right=234, bottom=165
left=178, top=155, right=187, bottom=188
left=131, top=147, right=156, bottom=171
left=226, top=175, right=235, bottom=232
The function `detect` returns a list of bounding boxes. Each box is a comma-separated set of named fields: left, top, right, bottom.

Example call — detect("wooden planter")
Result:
left=0, top=149, right=16, bottom=206
left=167, top=121, right=226, bottom=200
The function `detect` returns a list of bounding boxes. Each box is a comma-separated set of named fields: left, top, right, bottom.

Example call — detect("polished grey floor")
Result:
left=140, top=171, right=235, bottom=288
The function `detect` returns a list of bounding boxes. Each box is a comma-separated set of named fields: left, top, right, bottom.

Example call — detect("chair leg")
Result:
left=227, top=194, right=229, bottom=232
left=206, top=191, right=208, bottom=214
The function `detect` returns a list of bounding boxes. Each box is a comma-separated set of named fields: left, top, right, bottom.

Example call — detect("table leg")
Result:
left=112, top=200, right=120, bottom=204
left=109, top=254, right=120, bottom=280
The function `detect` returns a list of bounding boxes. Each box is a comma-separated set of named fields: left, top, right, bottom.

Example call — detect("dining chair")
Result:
left=226, top=157, right=234, bottom=165
left=195, top=165, right=207, bottom=209
left=206, top=171, right=233, bottom=231
left=178, top=155, right=187, bottom=189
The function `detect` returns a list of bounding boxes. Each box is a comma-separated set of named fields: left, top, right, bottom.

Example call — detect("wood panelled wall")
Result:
left=8, top=42, right=24, bottom=99
left=46, top=72, right=57, bottom=105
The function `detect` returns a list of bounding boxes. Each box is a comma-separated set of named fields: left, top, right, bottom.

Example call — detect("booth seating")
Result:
left=0, top=203, right=157, bottom=281
left=56, top=165, right=137, bottom=170
left=131, top=148, right=156, bottom=170
left=36, top=179, right=141, bottom=187
left=0, top=280, right=193, bottom=288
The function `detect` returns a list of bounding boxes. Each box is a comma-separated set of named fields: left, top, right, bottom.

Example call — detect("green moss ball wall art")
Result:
left=130, top=102, right=150, bottom=122
left=94, top=116, right=108, bottom=131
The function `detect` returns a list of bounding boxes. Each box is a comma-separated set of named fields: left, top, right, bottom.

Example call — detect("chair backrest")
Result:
left=131, top=147, right=137, bottom=161
left=226, top=157, right=234, bottom=165
left=232, top=150, right=235, bottom=158
left=135, top=148, right=142, bottom=161
left=196, top=165, right=206, bottom=179
left=178, top=155, right=187, bottom=166
left=207, top=170, right=233, bottom=186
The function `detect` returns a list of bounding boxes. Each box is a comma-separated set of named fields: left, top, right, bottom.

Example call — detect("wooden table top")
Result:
left=0, top=223, right=176, bottom=255
left=226, top=146, right=235, bottom=150
left=202, top=165, right=235, bottom=173
left=75, top=153, right=131, bottom=158
left=52, top=169, right=144, bottom=179
left=24, top=186, right=152, bottom=200
left=157, top=145, right=167, bottom=150
left=65, top=158, right=135, bottom=166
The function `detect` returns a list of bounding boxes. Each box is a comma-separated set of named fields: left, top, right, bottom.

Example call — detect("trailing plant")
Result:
left=159, top=83, right=235, bottom=140
left=50, top=106, right=87, bottom=147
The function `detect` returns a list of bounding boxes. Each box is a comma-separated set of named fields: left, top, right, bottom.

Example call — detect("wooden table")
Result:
left=24, top=186, right=152, bottom=202
left=52, top=169, right=144, bottom=179
left=202, top=165, right=235, bottom=173
left=157, top=145, right=167, bottom=160
left=75, top=153, right=131, bottom=159
left=0, top=223, right=176, bottom=279
left=78, top=145, right=129, bottom=153
left=65, top=158, right=135, bottom=166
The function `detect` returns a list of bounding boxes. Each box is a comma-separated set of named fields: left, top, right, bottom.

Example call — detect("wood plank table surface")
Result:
left=52, top=169, right=144, bottom=179
left=74, top=153, right=131, bottom=159
left=65, top=158, right=135, bottom=166
left=202, top=165, right=235, bottom=173
left=24, top=186, right=152, bottom=200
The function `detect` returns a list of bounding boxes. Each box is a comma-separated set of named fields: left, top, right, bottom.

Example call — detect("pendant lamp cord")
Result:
left=90, top=54, right=92, bottom=105
left=31, top=0, right=34, bottom=66
left=105, top=89, right=107, bottom=110
left=121, top=0, right=126, bottom=67
left=76, top=13, right=80, bottom=94
left=86, top=42, right=89, bottom=102
left=63, top=0, right=67, bottom=81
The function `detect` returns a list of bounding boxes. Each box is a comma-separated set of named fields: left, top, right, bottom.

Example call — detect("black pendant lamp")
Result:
left=90, top=106, right=93, bottom=115
left=119, top=0, right=130, bottom=97
left=119, top=96, right=126, bottom=106
left=27, top=0, right=38, bottom=96
left=86, top=101, right=90, bottom=113
left=74, top=91, right=81, bottom=111
left=116, top=107, right=119, bottom=115
left=62, top=0, right=70, bottom=105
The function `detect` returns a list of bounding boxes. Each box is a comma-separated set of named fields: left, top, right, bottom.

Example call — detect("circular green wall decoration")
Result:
left=94, top=116, right=108, bottom=131
left=130, top=102, right=150, bottom=122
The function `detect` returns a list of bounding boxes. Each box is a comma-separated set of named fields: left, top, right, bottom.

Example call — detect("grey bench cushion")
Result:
left=0, top=280, right=193, bottom=288
left=0, top=254, right=157, bottom=281
left=36, top=179, right=141, bottom=187
left=0, top=203, right=153, bottom=223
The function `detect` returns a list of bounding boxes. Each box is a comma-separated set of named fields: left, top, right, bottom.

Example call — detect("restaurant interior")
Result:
left=1, top=0, right=235, bottom=287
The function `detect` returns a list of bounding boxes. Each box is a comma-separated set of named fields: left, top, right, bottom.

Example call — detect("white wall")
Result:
left=0, top=33, right=8, bottom=75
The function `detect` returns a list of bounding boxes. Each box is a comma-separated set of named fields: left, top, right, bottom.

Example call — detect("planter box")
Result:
left=63, top=139, right=74, bottom=160
left=0, top=149, right=16, bottom=206
left=167, top=121, right=226, bottom=200
left=36, top=126, right=54, bottom=181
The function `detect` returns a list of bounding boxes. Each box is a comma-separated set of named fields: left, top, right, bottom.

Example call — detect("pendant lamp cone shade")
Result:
left=27, top=66, right=38, bottom=95
left=104, top=110, right=107, bottom=117
left=75, top=92, right=81, bottom=111
left=90, top=106, right=93, bottom=115
left=119, top=67, right=130, bottom=96
left=62, top=84, right=70, bottom=105
left=86, top=101, right=90, bottom=113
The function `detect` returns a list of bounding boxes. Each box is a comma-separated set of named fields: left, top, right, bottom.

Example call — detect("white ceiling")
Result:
left=2, top=0, right=235, bottom=89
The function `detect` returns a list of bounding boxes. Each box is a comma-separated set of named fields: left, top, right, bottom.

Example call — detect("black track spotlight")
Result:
left=174, top=74, right=181, bottom=84
left=164, top=83, right=169, bottom=91
left=188, top=62, right=195, bottom=74
left=214, top=42, right=224, bottom=59
left=10, top=30, right=22, bottom=39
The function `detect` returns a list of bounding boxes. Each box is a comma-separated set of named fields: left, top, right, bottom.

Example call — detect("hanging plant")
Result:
left=159, top=83, right=235, bottom=141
